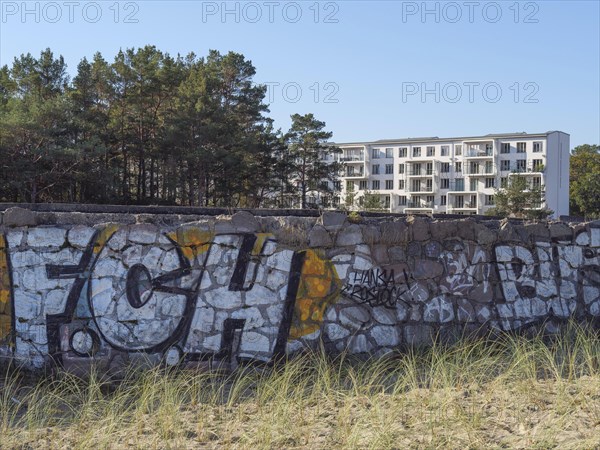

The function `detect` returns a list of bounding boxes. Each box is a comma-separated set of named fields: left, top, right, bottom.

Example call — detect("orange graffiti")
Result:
left=167, top=228, right=215, bottom=262
left=93, top=224, right=120, bottom=254
left=289, top=249, right=342, bottom=340
left=0, top=235, right=12, bottom=345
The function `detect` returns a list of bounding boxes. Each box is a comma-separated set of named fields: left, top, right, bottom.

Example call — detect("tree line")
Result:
left=0, top=47, right=342, bottom=207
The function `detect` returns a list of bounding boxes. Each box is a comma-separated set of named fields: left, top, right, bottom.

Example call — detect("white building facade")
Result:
left=334, top=131, right=570, bottom=217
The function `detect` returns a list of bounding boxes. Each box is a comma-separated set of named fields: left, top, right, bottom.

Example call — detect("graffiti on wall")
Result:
left=0, top=222, right=598, bottom=370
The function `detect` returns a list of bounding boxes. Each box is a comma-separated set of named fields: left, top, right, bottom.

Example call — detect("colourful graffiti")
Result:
left=0, top=220, right=598, bottom=371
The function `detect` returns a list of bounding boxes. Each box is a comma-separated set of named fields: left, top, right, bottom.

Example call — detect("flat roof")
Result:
left=334, top=131, right=569, bottom=146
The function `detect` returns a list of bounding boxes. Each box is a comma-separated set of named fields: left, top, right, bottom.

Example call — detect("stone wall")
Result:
left=0, top=207, right=598, bottom=373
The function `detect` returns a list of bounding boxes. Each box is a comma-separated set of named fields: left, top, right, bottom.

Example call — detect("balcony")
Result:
left=452, top=202, right=478, bottom=209
left=466, top=166, right=495, bottom=176
left=407, top=169, right=435, bottom=177
left=501, top=162, right=545, bottom=174
left=465, top=149, right=494, bottom=158
left=345, top=168, right=365, bottom=178
left=406, top=201, right=434, bottom=209
left=341, top=154, right=365, bottom=162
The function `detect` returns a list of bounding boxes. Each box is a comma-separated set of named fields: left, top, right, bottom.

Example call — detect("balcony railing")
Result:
left=408, top=169, right=435, bottom=176
left=406, top=201, right=434, bottom=208
left=345, top=169, right=364, bottom=177
left=500, top=162, right=545, bottom=173
left=466, top=166, right=495, bottom=175
left=465, top=149, right=493, bottom=157
left=341, top=154, right=364, bottom=162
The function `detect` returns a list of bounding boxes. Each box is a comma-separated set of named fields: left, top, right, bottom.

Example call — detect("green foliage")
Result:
left=486, top=174, right=553, bottom=219
left=0, top=47, right=335, bottom=208
left=569, top=144, right=600, bottom=218
left=361, top=190, right=386, bottom=212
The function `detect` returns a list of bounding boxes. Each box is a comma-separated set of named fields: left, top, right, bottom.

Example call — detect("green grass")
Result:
left=1, top=322, right=599, bottom=449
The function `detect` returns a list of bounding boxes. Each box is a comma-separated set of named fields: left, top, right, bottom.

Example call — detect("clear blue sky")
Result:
left=1, top=1, right=599, bottom=147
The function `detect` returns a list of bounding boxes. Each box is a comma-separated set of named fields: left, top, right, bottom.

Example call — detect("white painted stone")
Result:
left=27, top=228, right=66, bottom=248
left=160, top=249, right=180, bottom=272
left=232, top=307, right=265, bottom=329
left=93, top=257, right=122, bottom=278
left=239, top=331, right=270, bottom=355
left=496, top=303, right=513, bottom=319
left=67, top=226, right=95, bottom=249
left=347, top=334, right=369, bottom=353
left=333, top=263, right=350, bottom=281
left=10, top=250, right=42, bottom=268
left=531, top=298, right=548, bottom=317
left=512, top=299, right=532, bottom=318
left=339, top=306, right=371, bottom=329
left=266, top=304, right=283, bottom=324
left=161, top=296, right=187, bottom=317
left=264, top=268, right=288, bottom=291
left=576, top=232, right=590, bottom=246
left=44, top=289, right=69, bottom=315
left=142, top=247, right=167, bottom=273
left=589, top=301, right=600, bottom=317
left=371, top=325, right=400, bottom=347
left=245, top=285, right=278, bottom=306
left=332, top=254, right=352, bottom=263
left=107, top=229, right=127, bottom=251
left=591, top=228, right=600, bottom=247
left=372, top=307, right=397, bottom=326
left=13, top=291, right=41, bottom=320
left=203, top=289, right=242, bottom=309
left=91, top=282, right=115, bottom=317
left=424, top=296, right=454, bottom=323
left=122, top=245, right=143, bottom=267
left=324, top=323, right=350, bottom=340
left=6, top=231, right=24, bottom=248
left=583, top=286, right=600, bottom=305
left=559, top=246, right=583, bottom=268
left=128, top=225, right=158, bottom=244
left=353, top=256, right=373, bottom=271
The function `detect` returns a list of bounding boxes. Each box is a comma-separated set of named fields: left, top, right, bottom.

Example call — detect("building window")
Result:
left=385, top=164, right=394, bottom=174
left=427, top=195, right=434, bottom=204
left=372, top=180, right=380, bottom=190
left=441, top=178, right=450, bottom=189
left=501, top=143, right=511, bottom=154
left=455, top=162, right=462, bottom=172
left=372, top=164, right=380, bottom=175
left=399, top=147, right=407, bottom=158
left=385, top=148, right=393, bottom=158
left=359, top=180, right=367, bottom=190
left=533, top=142, right=542, bottom=153
left=384, top=196, right=390, bottom=208
left=412, top=163, right=422, bottom=176
left=516, top=159, right=526, bottom=172
left=398, top=163, right=405, bottom=174
left=485, top=143, right=493, bottom=153
left=333, top=181, right=341, bottom=190
left=398, top=179, right=405, bottom=190
left=385, top=179, right=394, bottom=190
left=470, top=162, right=479, bottom=175
left=441, top=145, right=449, bottom=156
left=413, top=147, right=421, bottom=157
left=455, top=178, right=464, bottom=191
left=500, top=160, right=511, bottom=171
left=441, top=162, right=450, bottom=173
left=372, top=148, right=380, bottom=159
left=346, top=181, right=354, bottom=190
left=412, top=180, right=421, bottom=192
left=470, top=179, right=478, bottom=191
left=485, top=195, right=495, bottom=206
left=455, top=145, right=462, bottom=156
left=426, top=179, right=433, bottom=191
left=517, top=142, right=526, bottom=153
left=532, top=176, right=541, bottom=189
left=427, top=146, right=435, bottom=157
left=455, top=195, right=464, bottom=208
left=500, top=177, right=508, bottom=188
left=398, top=195, right=407, bottom=206
left=485, top=177, right=495, bottom=188
left=532, top=159, right=543, bottom=171
left=440, top=195, right=447, bottom=206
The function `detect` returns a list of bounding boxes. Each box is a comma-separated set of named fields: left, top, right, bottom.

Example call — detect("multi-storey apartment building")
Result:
left=331, top=131, right=570, bottom=217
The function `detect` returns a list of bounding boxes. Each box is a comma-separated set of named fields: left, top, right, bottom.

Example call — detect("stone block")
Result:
left=308, top=225, right=333, bottom=248
left=231, top=211, right=260, bottom=232
left=336, top=224, right=363, bottom=246
left=380, top=221, right=407, bottom=244
left=2, top=207, right=36, bottom=227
